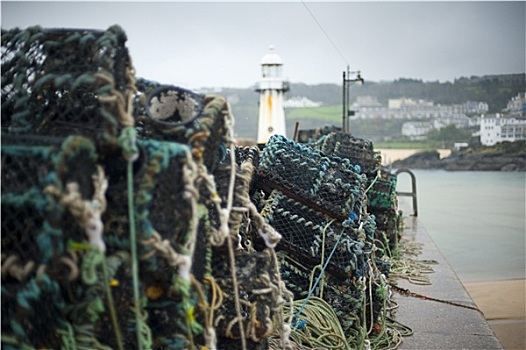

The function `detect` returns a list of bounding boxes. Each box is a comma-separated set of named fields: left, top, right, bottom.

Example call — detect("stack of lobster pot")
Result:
left=317, top=130, right=401, bottom=256
left=253, top=134, right=391, bottom=346
left=1, top=25, right=288, bottom=350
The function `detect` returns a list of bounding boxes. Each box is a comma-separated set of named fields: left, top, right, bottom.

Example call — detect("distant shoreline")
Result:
left=389, top=145, right=526, bottom=171
left=376, top=148, right=451, bottom=166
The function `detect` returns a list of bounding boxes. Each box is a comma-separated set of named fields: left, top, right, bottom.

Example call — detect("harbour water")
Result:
left=395, top=169, right=525, bottom=283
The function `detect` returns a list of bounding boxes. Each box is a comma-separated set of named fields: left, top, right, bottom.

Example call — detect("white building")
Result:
left=284, top=96, right=322, bottom=108
left=401, top=121, right=434, bottom=140
left=388, top=98, right=433, bottom=110
left=505, top=92, right=526, bottom=116
left=255, top=45, right=289, bottom=143
left=464, top=101, right=489, bottom=114
left=479, top=114, right=526, bottom=146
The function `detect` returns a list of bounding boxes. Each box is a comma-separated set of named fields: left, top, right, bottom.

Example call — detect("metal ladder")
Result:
left=395, top=168, right=418, bottom=216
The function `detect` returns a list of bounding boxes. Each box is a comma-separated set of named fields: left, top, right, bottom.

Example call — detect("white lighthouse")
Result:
left=255, top=45, right=289, bottom=144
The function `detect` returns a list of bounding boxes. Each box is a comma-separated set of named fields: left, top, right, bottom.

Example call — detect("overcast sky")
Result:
left=1, top=1, right=525, bottom=89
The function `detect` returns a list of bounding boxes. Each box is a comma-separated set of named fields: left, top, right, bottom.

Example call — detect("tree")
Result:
left=427, top=124, right=472, bottom=148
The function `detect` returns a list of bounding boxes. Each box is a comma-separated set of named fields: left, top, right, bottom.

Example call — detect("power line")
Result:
left=301, top=1, right=349, bottom=67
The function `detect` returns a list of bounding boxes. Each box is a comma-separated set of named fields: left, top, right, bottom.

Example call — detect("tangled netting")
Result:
left=2, top=25, right=404, bottom=350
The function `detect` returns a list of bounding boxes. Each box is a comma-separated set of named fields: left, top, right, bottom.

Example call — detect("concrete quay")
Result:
left=393, top=214, right=504, bottom=350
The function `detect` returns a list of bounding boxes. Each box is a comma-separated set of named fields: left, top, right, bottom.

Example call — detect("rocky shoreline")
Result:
left=392, top=149, right=526, bottom=171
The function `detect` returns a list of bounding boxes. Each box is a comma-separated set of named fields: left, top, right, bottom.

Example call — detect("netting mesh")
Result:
left=2, top=24, right=403, bottom=350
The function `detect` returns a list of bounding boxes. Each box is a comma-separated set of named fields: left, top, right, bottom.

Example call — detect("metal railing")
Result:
left=395, top=168, right=418, bottom=216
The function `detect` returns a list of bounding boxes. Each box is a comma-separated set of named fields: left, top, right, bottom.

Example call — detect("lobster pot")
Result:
left=135, top=83, right=204, bottom=143
left=0, top=136, right=114, bottom=349
left=258, top=135, right=367, bottom=221
left=133, top=140, right=196, bottom=258
left=319, top=131, right=381, bottom=175
left=235, top=145, right=260, bottom=166
left=104, top=139, right=207, bottom=347
left=1, top=135, right=103, bottom=267
left=322, top=272, right=387, bottom=343
left=213, top=250, right=280, bottom=349
left=136, top=84, right=232, bottom=173
left=271, top=203, right=385, bottom=346
left=366, top=170, right=401, bottom=255
left=371, top=209, right=402, bottom=256
left=367, top=170, right=398, bottom=211
left=261, top=190, right=372, bottom=281
left=101, top=139, right=196, bottom=260
left=234, top=145, right=260, bottom=203
left=210, top=150, right=256, bottom=248
left=277, top=252, right=369, bottom=345
left=1, top=26, right=136, bottom=143
left=296, top=125, right=341, bottom=144
left=1, top=143, right=65, bottom=350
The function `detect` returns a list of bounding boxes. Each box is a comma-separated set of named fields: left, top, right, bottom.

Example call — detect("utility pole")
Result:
left=342, top=66, right=364, bottom=133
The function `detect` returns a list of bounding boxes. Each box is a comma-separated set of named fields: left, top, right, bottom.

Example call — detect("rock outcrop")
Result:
left=392, top=150, right=526, bottom=171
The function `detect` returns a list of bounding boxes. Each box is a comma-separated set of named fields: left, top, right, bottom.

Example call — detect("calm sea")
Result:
left=394, top=169, right=525, bottom=283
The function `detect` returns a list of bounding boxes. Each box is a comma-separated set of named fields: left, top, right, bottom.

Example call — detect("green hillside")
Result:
left=285, top=105, right=342, bottom=122
left=223, top=73, right=525, bottom=142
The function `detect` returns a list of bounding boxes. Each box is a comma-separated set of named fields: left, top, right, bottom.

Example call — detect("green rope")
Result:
left=364, top=170, right=381, bottom=194
left=119, top=125, right=144, bottom=349
left=101, top=253, right=124, bottom=350
left=0, top=334, right=36, bottom=350
left=57, top=323, right=78, bottom=350
left=307, top=219, right=336, bottom=299
left=294, top=225, right=346, bottom=325
left=127, top=157, right=143, bottom=349
left=285, top=297, right=351, bottom=350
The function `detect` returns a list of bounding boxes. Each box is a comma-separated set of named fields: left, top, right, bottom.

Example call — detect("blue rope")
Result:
left=293, top=226, right=347, bottom=328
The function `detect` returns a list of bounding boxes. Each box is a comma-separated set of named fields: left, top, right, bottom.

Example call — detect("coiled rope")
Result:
left=293, top=221, right=352, bottom=327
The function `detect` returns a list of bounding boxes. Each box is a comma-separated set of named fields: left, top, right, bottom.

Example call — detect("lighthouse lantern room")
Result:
left=255, top=45, right=289, bottom=144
